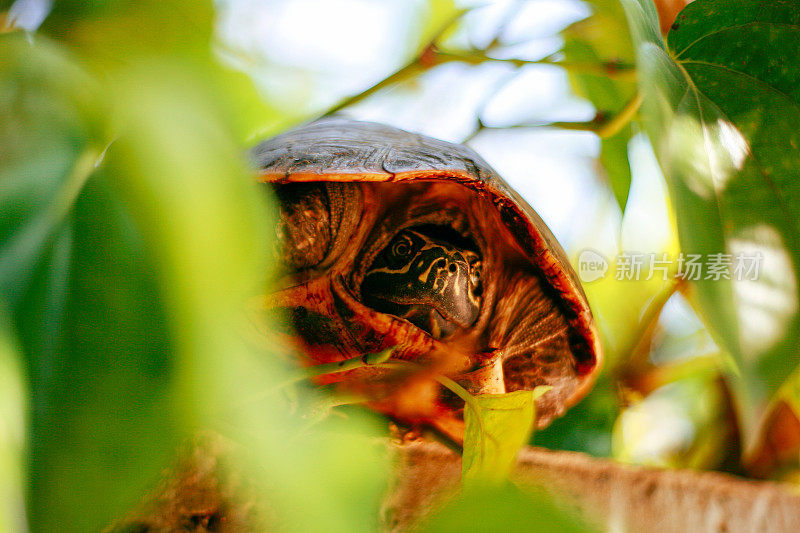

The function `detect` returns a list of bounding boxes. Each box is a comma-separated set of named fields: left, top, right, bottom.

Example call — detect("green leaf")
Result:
left=4, top=13, right=388, bottom=533
left=20, top=178, right=181, bottom=532
left=0, top=318, right=27, bottom=532
left=600, top=130, right=635, bottom=211
left=613, top=372, right=734, bottom=471
left=106, top=63, right=389, bottom=533
left=563, top=0, right=638, bottom=211
left=620, top=0, right=800, bottom=448
left=461, top=387, right=550, bottom=486
left=0, top=34, right=177, bottom=531
left=209, top=63, right=287, bottom=143
left=40, top=0, right=214, bottom=66
left=38, top=0, right=280, bottom=143
left=0, top=33, right=274, bottom=530
left=0, top=33, right=102, bottom=307
left=534, top=375, right=618, bottom=457
left=422, top=483, right=596, bottom=533
left=583, top=264, right=677, bottom=368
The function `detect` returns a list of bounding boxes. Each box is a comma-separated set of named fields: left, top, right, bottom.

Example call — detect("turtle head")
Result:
left=361, top=227, right=482, bottom=339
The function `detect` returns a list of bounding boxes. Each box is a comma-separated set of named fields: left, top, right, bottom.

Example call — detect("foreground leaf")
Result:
left=3, top=15, right=389, bottom=533
left=422, top=483, right=595, bottom=533
left=462, top=388, right=549, bottom=486
left=0, top=33, right=102, bottom=307
left=620, top=0, right=800, bottom=449
left=107, top=63, right=390, bottom=532
left=0, top=34, right=183, bottom=531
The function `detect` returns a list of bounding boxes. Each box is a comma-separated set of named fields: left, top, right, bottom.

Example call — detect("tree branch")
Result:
left=386, top=442, right=800, bottom=532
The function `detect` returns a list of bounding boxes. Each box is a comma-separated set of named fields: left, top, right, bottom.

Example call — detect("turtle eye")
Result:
left=377, top=231, right=424, bottom=270
left=390, top=236, right=413, bottom=259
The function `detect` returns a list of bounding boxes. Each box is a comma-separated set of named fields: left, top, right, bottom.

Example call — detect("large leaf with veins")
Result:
left=620, top=0, right=800, bottom=450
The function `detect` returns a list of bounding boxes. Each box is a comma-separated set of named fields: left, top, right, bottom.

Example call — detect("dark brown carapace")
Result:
left=252, top=118, right=601, bottom=443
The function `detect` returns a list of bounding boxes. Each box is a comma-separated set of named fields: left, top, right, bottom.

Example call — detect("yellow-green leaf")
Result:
left=0, top=319, right=26, bottom=533
left=462, top=387, right=550, bottom=486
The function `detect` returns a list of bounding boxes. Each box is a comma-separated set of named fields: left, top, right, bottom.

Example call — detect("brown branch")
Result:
left=325, top=48, right=637, bottom=118
left=111, top=438, right=800, bottom=532
left=387, top=442, right=800, bottom=532
left=322, top=8, right=468, bottom=117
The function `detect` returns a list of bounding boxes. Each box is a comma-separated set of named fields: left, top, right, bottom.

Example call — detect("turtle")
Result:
left=252, top=117, right=602, bottom=443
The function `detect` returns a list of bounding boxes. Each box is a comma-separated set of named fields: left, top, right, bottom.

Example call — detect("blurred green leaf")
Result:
left=1, top=27, right=280, bottom=532
left=105, top=62, right=389, bottom=532
left=613, top=373, right=734, bottom=470
left=39, top=0, right=278, bottom=142
left=103, top=62, right=271, bottom=404
left=779, top=368, right=800, bottom=421
left=40, top=0, right=213, bottom=66
left=620, top=0, right=800, bottom=449
left=20, top=177, right=181, bottom=532
left=0, top=33, right=103, bottom=307
left=227, top=387, right=390, bottom=533
left=210, top=64, right=286, bottom=143
left=422, top=483, right=596, bottom=533
left=0, top=34, right=177, bottom=531
left=0, top=318, right=27, bottom=532
left=4, top=4, right=390, bottom=530
left=584, top=265, right=676, bottom=368
left=534, top=375, right=617, bottom=457
left=563, top=0, right=638, bottom=211
left=462, top=388, right=549, bottom=486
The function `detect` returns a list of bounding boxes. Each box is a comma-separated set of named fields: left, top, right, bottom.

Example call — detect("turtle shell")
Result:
left=252, top=117, right=602, bottom=436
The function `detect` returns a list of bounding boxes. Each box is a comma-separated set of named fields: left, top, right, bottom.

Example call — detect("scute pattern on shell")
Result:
left=252, top=119, right=495, bottom=181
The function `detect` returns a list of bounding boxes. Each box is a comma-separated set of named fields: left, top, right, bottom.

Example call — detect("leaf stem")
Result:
left=434, top=49, right=636, bottom=79
left=595, top=92, right=643, bottom=138
left=321, top=2, right=637, bottom=119
left=325, top=50, right=637, bottom=116
left=323, top=60, right=426, bottom=116
left=435, top=373, right=483, bottom=415
left=251, top=349, right=395, bottom=405
left=551, top=92, right=643, bottom=138
left=296, top=348, right=395, bottom=381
